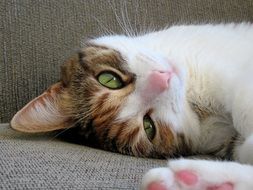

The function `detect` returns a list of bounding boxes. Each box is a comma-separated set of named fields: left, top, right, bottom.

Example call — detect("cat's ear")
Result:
left=10, top=82, right=70, bottom=133
left=10, top=53, right=82, bottom=133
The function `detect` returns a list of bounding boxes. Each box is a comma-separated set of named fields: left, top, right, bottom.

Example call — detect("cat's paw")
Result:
left=141, top=159, right=253, bottom=190
left=141, top=167, right=177, bottom=190
left=141, top=166, right=211, bottom=190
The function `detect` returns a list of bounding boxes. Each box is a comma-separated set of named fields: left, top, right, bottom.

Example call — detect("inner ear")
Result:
left=11, top=82, right=71, bottom=133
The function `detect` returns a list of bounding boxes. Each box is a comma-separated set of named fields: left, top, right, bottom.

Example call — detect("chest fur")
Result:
left=188, top=100, right=239, bottom=159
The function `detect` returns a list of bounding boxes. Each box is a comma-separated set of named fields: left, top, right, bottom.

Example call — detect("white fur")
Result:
left=92, top=23, right=253, bottom=189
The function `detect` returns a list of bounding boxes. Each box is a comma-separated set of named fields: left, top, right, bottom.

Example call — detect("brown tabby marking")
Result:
left=190, top=102, right=211, bottom=121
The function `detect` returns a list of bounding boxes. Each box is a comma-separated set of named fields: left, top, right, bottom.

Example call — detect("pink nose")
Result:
left=149, top=71, right=172, bottom=91
left=141, top=70, right=173, bottom=101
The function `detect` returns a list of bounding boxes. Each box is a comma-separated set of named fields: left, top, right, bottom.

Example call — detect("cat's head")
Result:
left=11, top=35, right=193, bottom=158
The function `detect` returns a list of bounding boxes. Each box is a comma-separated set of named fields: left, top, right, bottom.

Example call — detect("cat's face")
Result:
left=11, top=35, right=189, bottom=158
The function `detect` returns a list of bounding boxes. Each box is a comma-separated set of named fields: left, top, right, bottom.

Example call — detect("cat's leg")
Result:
left=231, top=89, right=253, bottom=164
left=141, top=159, right=253, bottom=190
left=235, top=134, right=253, bottom=164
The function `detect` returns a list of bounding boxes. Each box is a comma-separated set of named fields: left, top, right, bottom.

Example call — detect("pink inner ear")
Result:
left=11, top=82, right=69, bottom=133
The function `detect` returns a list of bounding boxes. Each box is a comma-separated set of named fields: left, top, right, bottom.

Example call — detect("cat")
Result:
left=11, top=23, right=253, bottom=190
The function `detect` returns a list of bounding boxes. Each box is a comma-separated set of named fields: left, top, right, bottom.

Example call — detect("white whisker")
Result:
left=91, top=15, right=114, bottom=35
left=121, top=1, right=134, bottom=37
left=108, top=0, right=127, bottom=35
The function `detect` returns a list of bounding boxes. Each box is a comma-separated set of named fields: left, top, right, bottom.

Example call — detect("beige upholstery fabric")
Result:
left=0, top=123, right=166, bottom=189
left=1, top=0, right=253, bottom=189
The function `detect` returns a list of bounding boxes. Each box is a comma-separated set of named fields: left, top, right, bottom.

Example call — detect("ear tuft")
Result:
left=11, top=82, right=70, bottom=133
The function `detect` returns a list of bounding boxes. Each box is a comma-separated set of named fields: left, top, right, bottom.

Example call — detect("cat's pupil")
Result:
left=143, top=115, right=156, bottom=141
left=97, top=71, right=123, bottom=89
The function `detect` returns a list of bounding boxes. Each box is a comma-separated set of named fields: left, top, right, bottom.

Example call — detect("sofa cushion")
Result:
left=0, top=123, right=166, bottom=189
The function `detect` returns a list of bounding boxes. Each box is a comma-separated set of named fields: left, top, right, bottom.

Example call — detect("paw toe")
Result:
left=175, top=170, right=198, bottom=186
left=141, top=168, right=174, bottom=190
left=207, top=182, right=233, bottom=190
left=147, top=182, right=168, bottom=190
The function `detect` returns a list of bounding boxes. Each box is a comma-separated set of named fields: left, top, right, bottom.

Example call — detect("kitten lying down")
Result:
left=11, top=23, right=253, bottom=190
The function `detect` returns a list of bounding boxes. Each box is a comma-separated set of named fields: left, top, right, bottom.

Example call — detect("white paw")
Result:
left=141, top=159, right=253, bottom=190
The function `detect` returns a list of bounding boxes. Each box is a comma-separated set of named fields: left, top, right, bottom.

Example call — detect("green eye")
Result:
left=97, top=72, right=123, bottom=89
left=143, top=115, right=156, bottom=141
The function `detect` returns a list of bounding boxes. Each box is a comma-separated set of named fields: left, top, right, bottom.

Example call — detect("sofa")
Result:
left=1, top=0, right=253, bottom=189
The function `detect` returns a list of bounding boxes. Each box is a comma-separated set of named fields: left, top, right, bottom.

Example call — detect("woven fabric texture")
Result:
left=1, top=1, right=253, bottom=189
left=1, top=0, right=253, bottom=122
left=0, top=123, right=166, bottom=189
